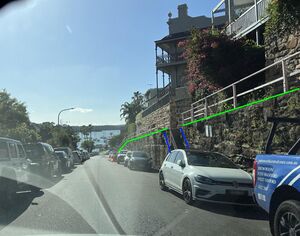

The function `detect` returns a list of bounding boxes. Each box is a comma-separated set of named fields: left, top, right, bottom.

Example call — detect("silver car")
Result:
left=159, top=149, right=254, bottom=205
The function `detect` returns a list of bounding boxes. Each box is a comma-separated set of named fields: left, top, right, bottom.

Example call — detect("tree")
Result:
left=108, top=133, right=124, bottom=148
left=0, top=90, right=40, bottom=143
left=81, top=139, right=95, bottom=153
left=179, top=29, right=265, bottom=99
left=120, top=91, right=145, bottom=123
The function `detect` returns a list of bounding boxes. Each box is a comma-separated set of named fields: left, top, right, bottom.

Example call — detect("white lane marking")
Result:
left=289, top=173, right=300, bottom=186
left=277, top=165, right=300, bottom=187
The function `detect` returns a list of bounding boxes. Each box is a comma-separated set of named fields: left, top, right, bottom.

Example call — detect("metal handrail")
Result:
left=181, top=51, right=300, bottom=124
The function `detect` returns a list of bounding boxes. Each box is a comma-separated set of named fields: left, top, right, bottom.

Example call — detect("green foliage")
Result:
left=81, top=139, right=95, bottom=153
left=120, top=91, right=145, bottom=123
left=109, top=133, right=125, bottom=148
left=46, top=125, right=79, bottom=149
left=265, top=0, right=300, bottom=38
left=0, top=90, right=40, bottom=143
left=180, top=29, right=265, bottom=100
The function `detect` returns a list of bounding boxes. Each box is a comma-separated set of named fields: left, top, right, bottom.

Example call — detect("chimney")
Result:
left=178, top=4, right=188, bottom=18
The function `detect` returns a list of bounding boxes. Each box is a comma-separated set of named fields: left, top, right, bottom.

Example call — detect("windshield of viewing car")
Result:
left=187, top=152, right=238, bottom=169
left=0, top=0, right=298, bottom=235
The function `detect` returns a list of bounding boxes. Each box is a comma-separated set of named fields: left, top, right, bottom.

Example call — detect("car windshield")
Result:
left=187, top=152, right=238, bottom=169
left=133, top=152, right=148, bottom=158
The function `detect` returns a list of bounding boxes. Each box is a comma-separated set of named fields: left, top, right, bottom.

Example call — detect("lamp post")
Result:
left=57, top=107, right=75, bottom=125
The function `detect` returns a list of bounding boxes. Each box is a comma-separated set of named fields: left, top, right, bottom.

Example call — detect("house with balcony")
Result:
left=212, top=0, right=271, bottom=44
left=138, top=4, right=226, bottom=135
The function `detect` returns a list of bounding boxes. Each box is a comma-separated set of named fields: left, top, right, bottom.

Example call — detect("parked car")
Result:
left=0, top=137, right=39, bottom=207
left=109, top=151, right=117, bottom=162
left=55, top=151, right=71, bottom=172
left=72, top=151, right=82, bottom=164
left=54, top=147, right=74, bottom=167
left=128, top=151, right=152, bottom=170
left=82, top=150, right=90, bottom=161
left=159, top=149, right=254, bottom=205
left=24, top=142, right=62, bottom=179
left=124, top=151, right=132, bottom=166
left=117, top=150, right=127, bottom=164
left=117, top=153, right=126, bottom=164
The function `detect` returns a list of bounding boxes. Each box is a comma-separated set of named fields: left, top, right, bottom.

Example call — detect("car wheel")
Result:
left=182, top=178, right=194, bottom=205
left=128, top=163, right=132, bottom=170
left=274, top=200, right=300, bottom=236
left=117, top=159, right=120, bottom=164
left=159, top=172, right=167, bottom=191
left=124, top=161, right=127, bottom=167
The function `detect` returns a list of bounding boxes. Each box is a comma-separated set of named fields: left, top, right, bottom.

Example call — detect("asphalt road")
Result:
left=0, top=155, right=271, bottom=236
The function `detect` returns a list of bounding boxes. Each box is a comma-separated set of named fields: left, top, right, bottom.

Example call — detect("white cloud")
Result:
left=65, top=24, right=72, bottom=34
left=71, top=107, right=93, bottom=113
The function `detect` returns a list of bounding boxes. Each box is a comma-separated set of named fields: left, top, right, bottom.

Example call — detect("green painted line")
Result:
left=181, top=87, right=300, bottom=127
left=118, top=127, right=169, bottom=153
left=118, top=87, right=299, bottom=152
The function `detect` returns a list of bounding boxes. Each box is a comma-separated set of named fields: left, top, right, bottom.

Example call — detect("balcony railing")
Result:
left=156, top=54, right=185, bottom=66
left=226, top=0, right=271, bottom=37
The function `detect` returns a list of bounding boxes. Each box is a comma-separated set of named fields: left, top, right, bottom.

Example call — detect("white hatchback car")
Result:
left=159, top=149, right=254, bottom=205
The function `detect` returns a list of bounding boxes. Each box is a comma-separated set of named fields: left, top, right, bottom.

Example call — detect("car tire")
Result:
left=182, top=178, right=194, bottom=205
left=128, top=163, right=132, bottom=170
left=117, top=159, right=120, bottom=164
left=124, top=161, right=128, bottom=167
left=273, top=200, right=300, bottom=236
left=159, top=172, right=167, bottom=191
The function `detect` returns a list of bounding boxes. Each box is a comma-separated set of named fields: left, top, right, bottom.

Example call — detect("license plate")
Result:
left=227, top=190, right=248, bottom=196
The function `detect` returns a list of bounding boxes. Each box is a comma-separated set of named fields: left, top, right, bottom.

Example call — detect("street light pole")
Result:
left=57, top=107, right=75, bottom=125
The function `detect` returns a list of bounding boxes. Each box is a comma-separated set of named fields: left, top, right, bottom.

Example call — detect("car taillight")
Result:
left=253, top=159, right=257, bottom=187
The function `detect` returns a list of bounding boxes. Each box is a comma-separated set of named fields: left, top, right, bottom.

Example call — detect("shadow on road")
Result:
left=168, top=189, right=268, bottom=221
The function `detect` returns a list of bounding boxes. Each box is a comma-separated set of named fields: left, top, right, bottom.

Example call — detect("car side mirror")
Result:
left=177, top=160, right=185, bottom=168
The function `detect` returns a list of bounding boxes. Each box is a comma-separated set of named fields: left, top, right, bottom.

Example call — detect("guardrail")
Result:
left=180, top=51, right=300, bottom=124
left=226, top=0, right=270, bottom=37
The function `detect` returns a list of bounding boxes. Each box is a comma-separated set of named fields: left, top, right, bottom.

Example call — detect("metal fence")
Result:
left=180, top=51, right=300, bottom=124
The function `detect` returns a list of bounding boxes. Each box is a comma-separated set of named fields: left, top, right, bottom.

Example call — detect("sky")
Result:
left=0, top=0, right=221, bottom=125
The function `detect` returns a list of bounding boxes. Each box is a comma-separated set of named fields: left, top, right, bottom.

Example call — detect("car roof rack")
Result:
left=265, top=116, right=300, bottom=155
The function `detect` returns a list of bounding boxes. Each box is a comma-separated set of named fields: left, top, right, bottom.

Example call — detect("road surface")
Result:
left=0, top=155, right=271, bottom=236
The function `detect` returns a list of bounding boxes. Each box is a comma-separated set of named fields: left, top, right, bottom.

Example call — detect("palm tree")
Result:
left=120, top=102, right=135, bottom=123
left=120, top=91, right=145, bottom=124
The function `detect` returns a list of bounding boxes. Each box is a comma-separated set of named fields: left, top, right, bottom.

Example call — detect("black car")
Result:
left=72, top=151, right=82, bottom=164
left=54, top=147, right=75, bottom=167
left=128, top=151, right=152, bottom=170
left=24, top=142, right=62, bottom=179
left=55, top=151, right=71, bottom=173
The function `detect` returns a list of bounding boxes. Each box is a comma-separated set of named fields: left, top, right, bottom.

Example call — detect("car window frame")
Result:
left=17, top=144, right=26, bottom=159
left=174, top=150, right=185, bottom=165
left=167, top=151, right=179, bottom=163
left=8, top=142, right=18, bottom=159
left=0, top=140, right=10, bottom=160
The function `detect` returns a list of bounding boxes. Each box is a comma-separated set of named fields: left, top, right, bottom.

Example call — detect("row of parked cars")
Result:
left=108, top=150, right=153, bottom=171
left=0, top=137, right=90, bottom=208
